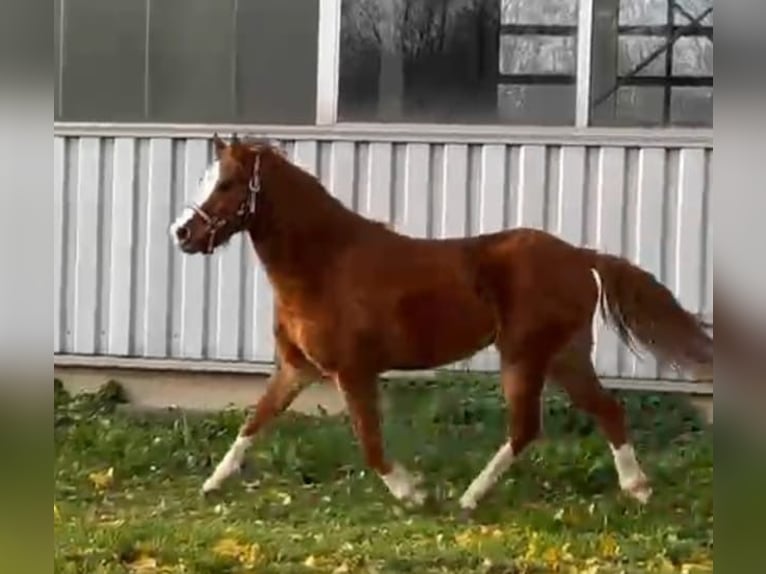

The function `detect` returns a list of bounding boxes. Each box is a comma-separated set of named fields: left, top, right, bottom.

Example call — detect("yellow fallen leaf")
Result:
left=304, top=555, right=318, bottom=568
left=333, top=563, right=350, bottom=574
left=682, top=562, right=714, bottom=574
left=542, top=546, right=562, bottom=569
left=212, top=537, right=260, bottom=568
left=598, top=533, right=620, bottom=559
left=454, top=529, right=475, bottom=548
left=126, top=554, right=158, bottom=573
left=650, top=555, right=677, bottom=573
left=88, top=467, right=115, bottom=490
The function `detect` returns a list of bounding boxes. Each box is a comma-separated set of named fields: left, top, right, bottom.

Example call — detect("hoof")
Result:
left=624, top=478, right=652, bottom=505
left=408, top=488, right=427, bottom=507
left=457, top=505, right=476, bottom=522
left=398, top=487, right=427, bottom=508
left=201, top=478, right=222, bottom=497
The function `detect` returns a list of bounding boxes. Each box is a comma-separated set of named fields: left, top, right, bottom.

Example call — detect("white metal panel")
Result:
left=54, top=137, right=66, bottom=352
left=143, top=138, right=173, bottom=356
left=703, top=151, right=713, bottom=318
left=631, top=148, right=666, bottom=379
left=364, top=142, right=394, bottom=224
left=471, top=144, right=507, bottom=372
left=215, top=237, right=245, bottom=360
left=329, top=141, right=356, bottom=209
left=107, top=138, right=136, bottom=355
left=178, top=139, right=208, bottom=358
left=676, top=149, right=706, bottom=315
left=403, top=144, right=431, bottom=237
left=557, top=146, right=586, bottom=244
left=73, top=138, right=101, bottom=354
left=292, top=140, right=319, bottom=176
left=98, top=139, right=115, bottom=354
left=516, top=145, right=547, bottom=228
left=593, top=147, right=626, bottom=377
left=440, top=144, right=469, bottom=238
left=252, top=264, right=275, bottom=362
left=479, top=145, right=506, bottom=233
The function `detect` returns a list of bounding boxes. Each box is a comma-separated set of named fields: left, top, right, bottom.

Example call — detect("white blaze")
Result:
left=169, top=160, right=221, bottom=244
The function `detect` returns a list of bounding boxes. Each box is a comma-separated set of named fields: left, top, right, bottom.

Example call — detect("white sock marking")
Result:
left=202, top=434, right=252, bottom=493
left=380, top=462, right=426, bottom=506
left=169, top=160, right=221, bottom=244
left=610, top=443, right=651, bottom=503
left=459, top=442, right=514, bottom=510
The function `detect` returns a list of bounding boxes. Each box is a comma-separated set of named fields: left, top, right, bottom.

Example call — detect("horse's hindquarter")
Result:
left=337, top=238, right=497, bottom=370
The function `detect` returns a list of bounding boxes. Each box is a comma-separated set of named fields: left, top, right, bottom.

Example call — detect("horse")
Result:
left=169, top=134, right=713, bottom=512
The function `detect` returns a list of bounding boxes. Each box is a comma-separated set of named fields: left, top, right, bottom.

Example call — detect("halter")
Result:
left=187, top=154, right=261, bottom=254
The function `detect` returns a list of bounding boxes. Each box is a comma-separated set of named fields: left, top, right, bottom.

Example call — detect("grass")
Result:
left=54, top=378, right=713, bottom=573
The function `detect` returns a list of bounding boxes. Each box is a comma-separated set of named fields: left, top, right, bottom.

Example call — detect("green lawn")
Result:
left=54, top=378, right=713, bottom=573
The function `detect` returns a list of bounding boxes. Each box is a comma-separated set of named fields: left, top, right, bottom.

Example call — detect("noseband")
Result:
left=188, top=154, right=261, bottom=254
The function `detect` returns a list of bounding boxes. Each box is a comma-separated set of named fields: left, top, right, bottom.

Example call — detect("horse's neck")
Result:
left=247, top=168, right=372, bottom=289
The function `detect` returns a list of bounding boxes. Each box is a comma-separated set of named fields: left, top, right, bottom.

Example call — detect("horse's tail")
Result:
left=591, top=252, right=713, bottom=380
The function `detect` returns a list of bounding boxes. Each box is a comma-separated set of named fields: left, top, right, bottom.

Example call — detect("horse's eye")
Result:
left=218, top=180, right=232, bottom=192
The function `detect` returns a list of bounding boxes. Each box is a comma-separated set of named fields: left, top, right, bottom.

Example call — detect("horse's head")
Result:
left=169, top=134, right=276, bottom=255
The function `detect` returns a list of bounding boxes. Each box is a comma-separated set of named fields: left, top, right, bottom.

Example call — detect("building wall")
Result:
left=53, top=128, right=712, bottom=381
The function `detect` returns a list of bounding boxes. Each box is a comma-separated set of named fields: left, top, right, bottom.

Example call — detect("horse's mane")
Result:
left=235, top=135, right=395, bottom=236
left=238, top=136, right=286, bottom=156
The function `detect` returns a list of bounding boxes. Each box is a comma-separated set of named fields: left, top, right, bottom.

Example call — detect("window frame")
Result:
left=53, top=0, right=712, bottom=133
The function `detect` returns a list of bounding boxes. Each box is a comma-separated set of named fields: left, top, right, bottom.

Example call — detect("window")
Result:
left=54, top=0, right=712, bottom=128
left=337, top=0, right=579, bottom=125
left=54, top=0, right=319, bottom=124
left=589, top=0, right=712, bottom=127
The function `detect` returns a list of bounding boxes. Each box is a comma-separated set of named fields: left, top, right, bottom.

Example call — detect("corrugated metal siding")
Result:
left=53, top=135, right=713, bottom=381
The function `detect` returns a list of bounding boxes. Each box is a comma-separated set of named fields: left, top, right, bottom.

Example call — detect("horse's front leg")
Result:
left=202, top=361, right=316, bottom=494
left=336, top=371, right=426, bottom=506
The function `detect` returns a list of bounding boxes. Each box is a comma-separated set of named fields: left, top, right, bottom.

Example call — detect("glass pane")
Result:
left=619, top=37, right=667, bottom=77
left=672, top=36, right=713, bottom=76
left=498, top=85, right=575, bottom=125
left=671, top=87, right=712, bottom=126
left=339, top=0, right=576, bottom=125
left=57, top=0, right=317, bottom=123
left=500, top=36, right=576, bottom=75
left=235, top=0, right=318, bottom=124
left=501, top=0, right=577, bottom=25
left=614, top=86, right=664, bottom=126
left=673, top=0, right=713, bottom=25
left=59, top=0, right=147, bottom=121
left=148, top=0, right=236, bottom=123
left=54, top=0, right=61, bottom=117
left=619, top=0, right=668, bottom=26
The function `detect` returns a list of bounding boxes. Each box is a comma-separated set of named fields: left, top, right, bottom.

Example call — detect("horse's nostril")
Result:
left=176, top=226, right=191, bottom=243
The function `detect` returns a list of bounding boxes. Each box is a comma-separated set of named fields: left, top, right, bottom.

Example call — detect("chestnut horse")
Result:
left=170, top=135, right=712, bottom=512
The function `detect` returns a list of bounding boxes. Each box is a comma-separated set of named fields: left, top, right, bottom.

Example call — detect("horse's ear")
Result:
left=270, top=140, right=287, bottom=158
left=231, top=132, right=241, bottom=147
left=212, top=133, right=227, bottom=158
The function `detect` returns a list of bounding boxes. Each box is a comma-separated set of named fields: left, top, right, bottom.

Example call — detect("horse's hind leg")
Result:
left=549, top=331, right=652, bottom=504
left=459, top=357, right=546, bottom=512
